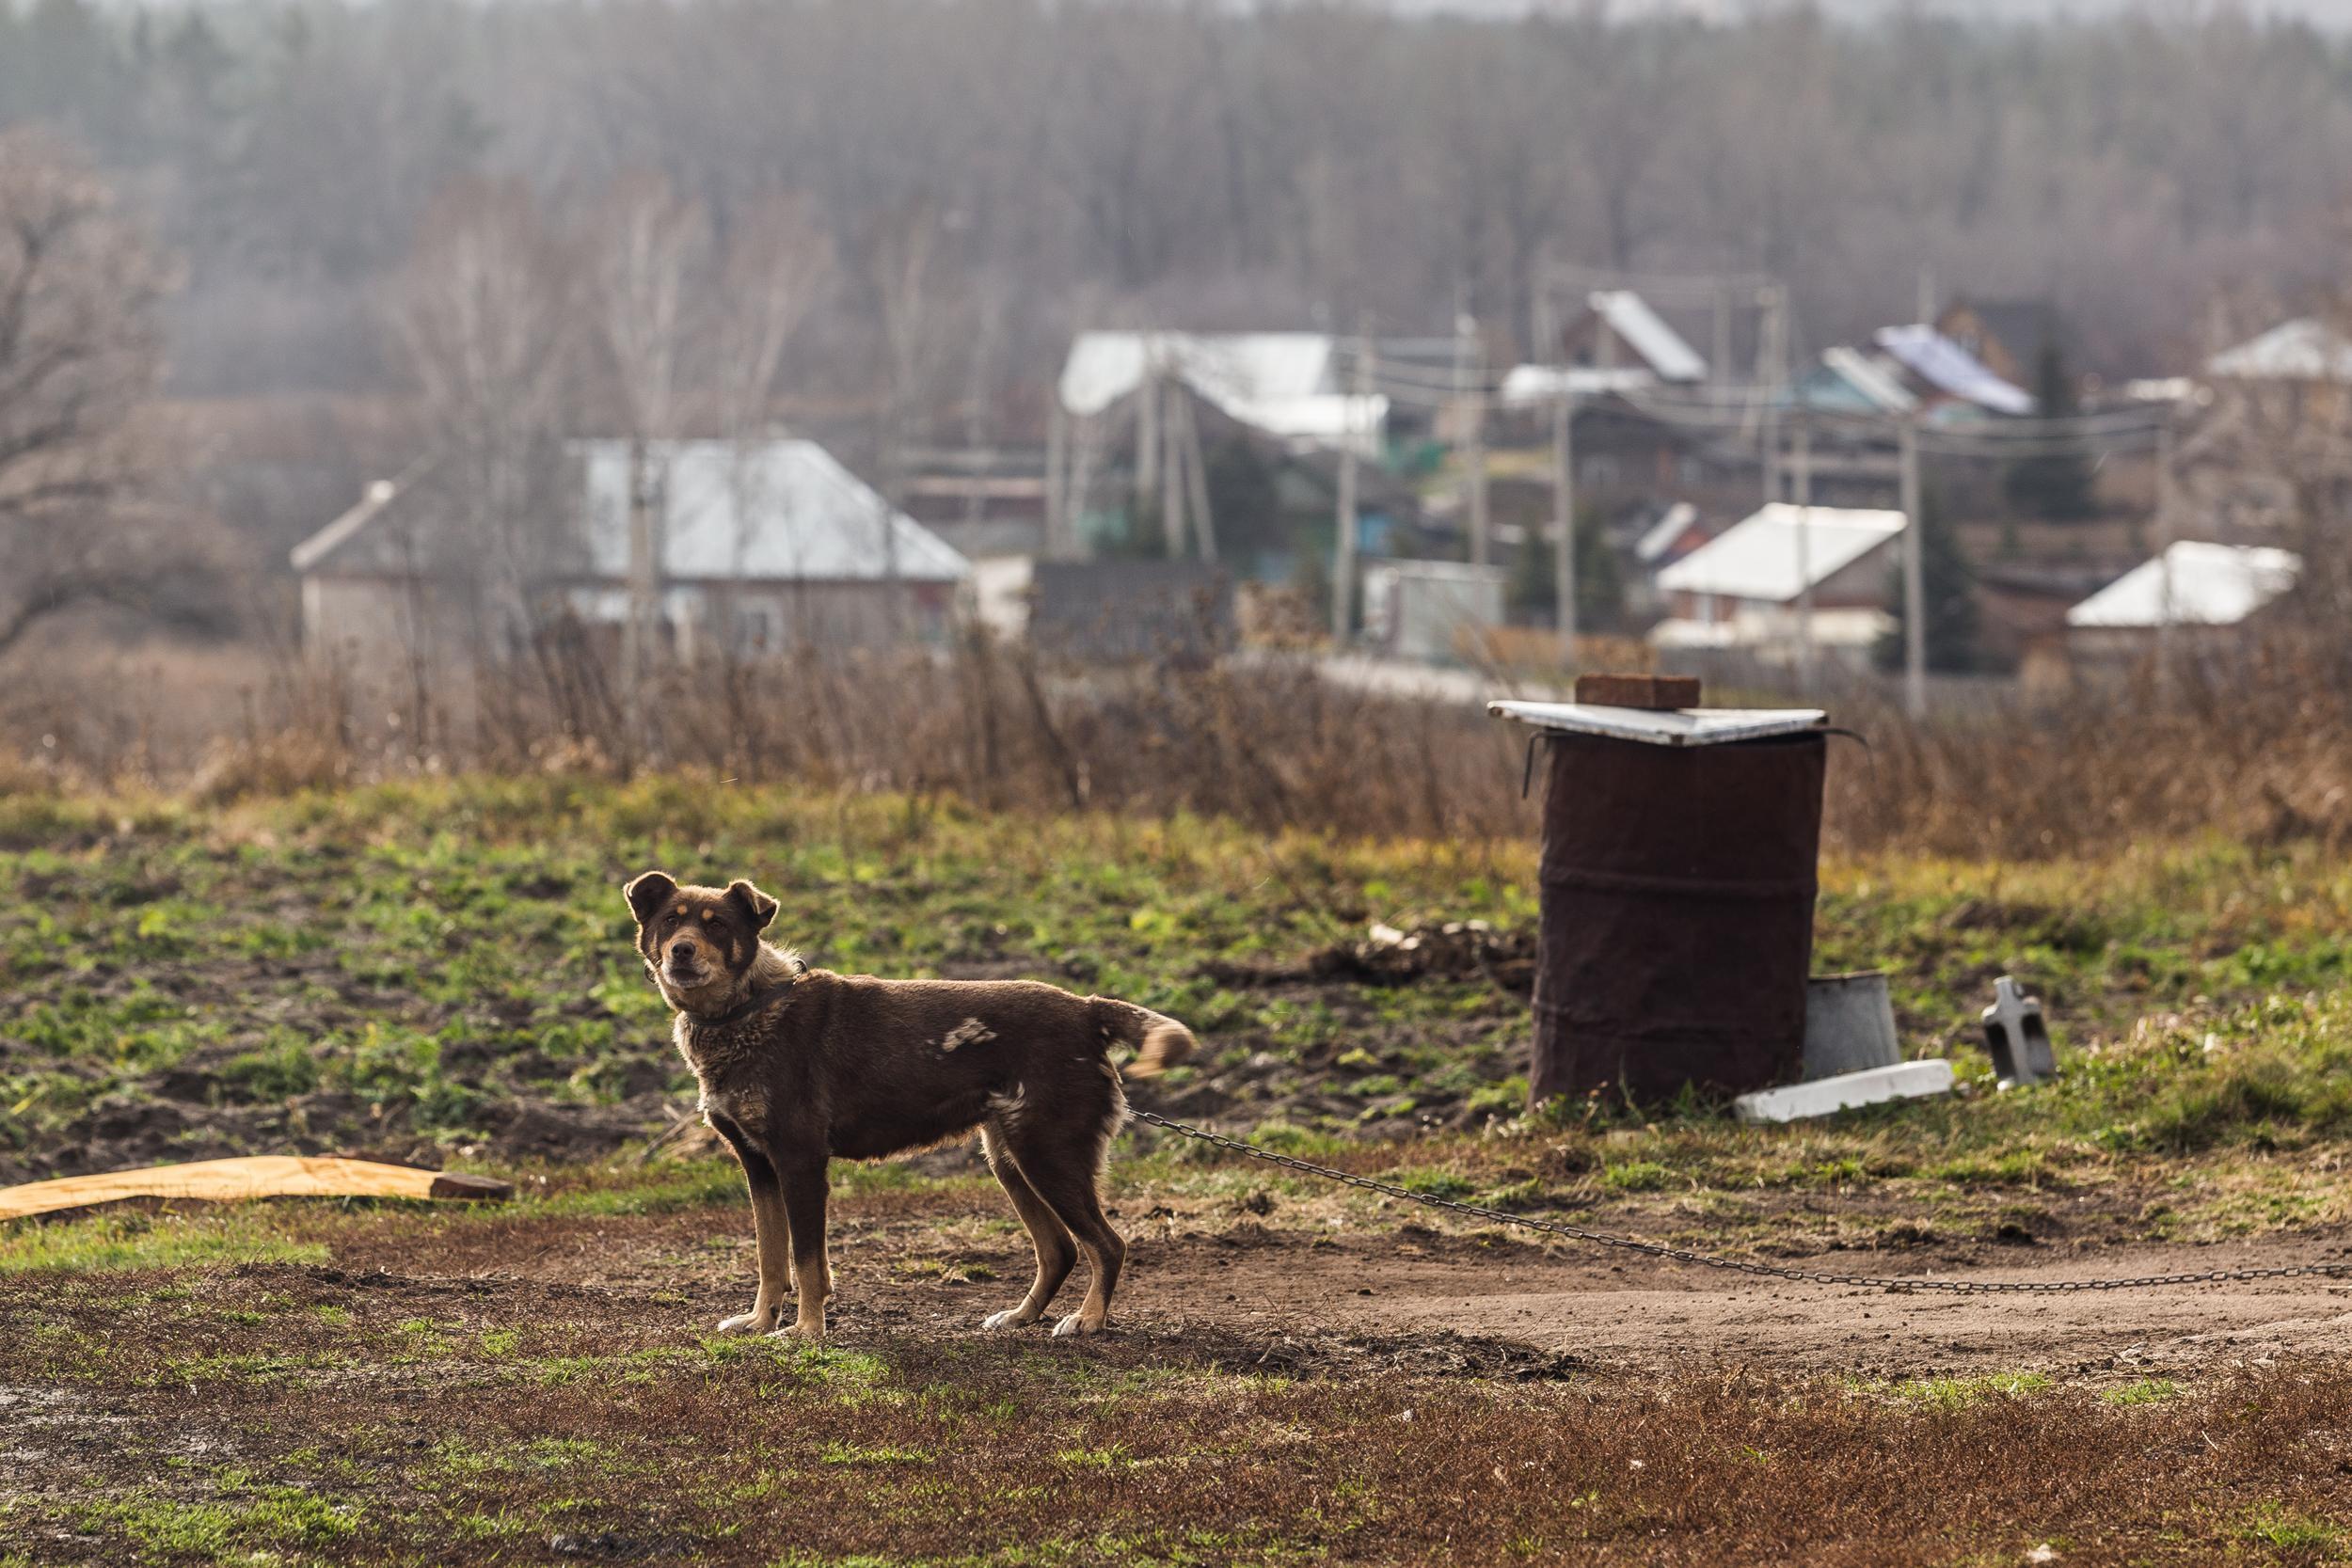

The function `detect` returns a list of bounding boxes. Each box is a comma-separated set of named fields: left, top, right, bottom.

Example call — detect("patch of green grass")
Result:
left=0, top=1211, right=328, bottom=1275
left=75, top=1484, right=359, bottom=1556
left=2102, top=1378, right=2185, bottom=1406
left=2239, top=1500, right=2344, bottom=1551
left=895, top=1257, right=998, bottom=1284
left=1392, top=1168, right=1475, bottom=1201
left=1597, top=1160, right=1676, bottom=1194
left=1883, top=1371, right=2053, bottom=1410
left=13, top=783, right=2352, bottom=1254
left=818, top=1442, right=932, bottom=1466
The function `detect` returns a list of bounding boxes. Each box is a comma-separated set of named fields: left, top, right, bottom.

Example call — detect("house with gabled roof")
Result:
left=292, top=437, right=969, bottom=674
left=1649, top=501, right=1907, bottom=666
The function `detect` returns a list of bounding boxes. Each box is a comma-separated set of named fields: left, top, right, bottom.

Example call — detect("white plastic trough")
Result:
left=1732, top=1060, right=1957, bottom=1124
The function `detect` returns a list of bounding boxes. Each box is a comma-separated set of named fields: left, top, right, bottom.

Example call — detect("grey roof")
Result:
left=292, top=439, right=968, bottom=585
left=2067, top=541, right=2299, bottom=629
left=1586, top=291, right=1708, bottom=383
left=2207, top=319, right=2352, bottom=383
left=1654, top=502, right=1907, bottom=603
left=1874, top=325, right=2034, bottom=415
left=577, top=440, right=968, bottom=583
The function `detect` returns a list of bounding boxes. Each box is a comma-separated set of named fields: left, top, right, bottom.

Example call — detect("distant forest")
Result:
left=3, top=0, right=2346, bottom=425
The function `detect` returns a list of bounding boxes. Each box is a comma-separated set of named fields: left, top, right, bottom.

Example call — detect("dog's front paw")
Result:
left=771, top=1318, right=826, bottom=1342
left=1051, top=1311, right=1106, bottom=1338
left=981, top=1307, right=1041, bottom=1331
left=716, top=1307, right=777, bottom=1335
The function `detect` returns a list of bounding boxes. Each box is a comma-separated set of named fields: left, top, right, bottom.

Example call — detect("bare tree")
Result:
left=389, top=178, right=577, bottom=642
left=709, top=195, right=834, bottom=446
left=589, top=171, right=709, bottom=693
left=865, top=196, right=964, bottom=627
left=709, top=193, right=834, bottom=664
left=0, top=127, right=197, bottom=660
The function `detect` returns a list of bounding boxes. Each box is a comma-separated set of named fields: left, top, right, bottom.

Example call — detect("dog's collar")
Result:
left=686, top=961, right=805, bottom=1029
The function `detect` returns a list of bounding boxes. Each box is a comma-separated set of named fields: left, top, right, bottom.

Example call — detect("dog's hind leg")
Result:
left=978, top=1124, right=1076, bottom=1331
left=1005, top=1122, right=1127, bottom=1338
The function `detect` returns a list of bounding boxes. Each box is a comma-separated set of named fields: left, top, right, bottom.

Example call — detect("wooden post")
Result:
left=1180, top=390, right=1216, bottom=563
left=2154, top=418, right=2177, bottom=677
left=1551, top=386, right=1577, bottom=663
left=1899, top=416, right=1927, bottom=718
left=1161, top=380, right=1186, bottom=557
left=1136, top=348, right=1160, bottom=518
left=1044, top=396, right=1068, bottom=559
left=1758, top=288, right=1785, bottom=508
left=1334, top=329, right=1373, bottom=643
left=1460, top=315, right=1490, bottom=567
left=1793, top=412, right=1815, bottom=692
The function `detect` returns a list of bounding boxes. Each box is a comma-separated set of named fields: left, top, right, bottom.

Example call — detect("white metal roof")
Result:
left=1873, top=324, right=2035, bottom=415
left=2066, top=541, right=2298, bottom=629
left=2205, top=319, right=2352, bottom=383
left=1057, top=330, right=1386, bottom=447
left=1820, top=345, right=1919, bottom=413
left=1588, top=291, right=1708, bottom=382
left=578, top=439, right=969, bottom=584
left=1653, top=502, right=1907, bottom=604
left=1488, top=699, right=1826, bottom=748
left=1498, top=364, right=1658, bottom=404
left=1633, top=501, right=1701, bottom=564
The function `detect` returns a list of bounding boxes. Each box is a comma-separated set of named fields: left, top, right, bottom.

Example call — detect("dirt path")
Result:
left=335, top=1199, right=2352, bottom=1382
left=1131, top=1232, right=2352, bottom=1379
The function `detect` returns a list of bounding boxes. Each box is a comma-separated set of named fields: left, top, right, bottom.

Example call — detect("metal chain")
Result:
left=1129, top=1108, right=2352, bottom=1295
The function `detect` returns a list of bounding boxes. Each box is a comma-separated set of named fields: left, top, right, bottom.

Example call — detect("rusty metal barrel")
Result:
left=1491, top=699, right=1830, bottom=1105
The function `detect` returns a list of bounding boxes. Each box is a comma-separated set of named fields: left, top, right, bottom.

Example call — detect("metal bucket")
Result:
left=1804, top=971, right=1901, bottom=1080
left=1532, top=729, right=1827, bottom=1103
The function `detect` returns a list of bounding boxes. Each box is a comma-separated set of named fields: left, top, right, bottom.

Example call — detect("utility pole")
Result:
left=1043, top=396, right=1067, bottom=560
left=1334, top=325, right=1375, bottom=643
left=1712, top=284, right=1732, bottom=388
left=2154, top=417, right=2177, bottom=677
left=1551, top=385, right=1577, bottom=663
left=1916, top=264, right=1937, bottom=327
left=1160, top=378, right=1186, bottom=558
left=1899, top=415, right=1927, bottom=719
left=1793, top=411, right=1815, bottom=692
left=1457, top=312, right=1490, bottom=567
left=1178, top=389, right=1216, bottom=562
left=1136, top=346, right=1160, bottom=524
left=1758, top=286, right=1786, bottom=507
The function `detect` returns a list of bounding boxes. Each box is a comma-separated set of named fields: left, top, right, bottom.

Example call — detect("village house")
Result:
left=2206, top=317, right=2352, bottom=429
left=291, top=437, right=970, bottom=674
left=1935, top=298, right=2088, bottom=392
left=1868, top=325, right=2035, bottom=419
left=1649, top=501, right=1908, bottom=668
left=2063, top=539, right=2299, bottom=668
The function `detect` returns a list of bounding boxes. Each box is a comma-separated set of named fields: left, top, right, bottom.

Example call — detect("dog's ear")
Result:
left=725, top=879, right=779, bottom=931
left=624, top=870, right=678, bottom=925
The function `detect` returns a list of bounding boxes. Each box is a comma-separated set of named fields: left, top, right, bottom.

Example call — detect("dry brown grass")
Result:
left=5, top=1257, right=2347, bottom=1566
left=10, top=627, right=2352, bottom=858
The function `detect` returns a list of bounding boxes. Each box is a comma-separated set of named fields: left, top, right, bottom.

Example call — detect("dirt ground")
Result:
left=9, top=1182, right=2352, bottom=1565
left=218, top=1183, right=2352, bottom=1381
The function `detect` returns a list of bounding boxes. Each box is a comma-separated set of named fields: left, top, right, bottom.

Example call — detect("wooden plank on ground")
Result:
left=0, top=1157, right=514, bottom=1222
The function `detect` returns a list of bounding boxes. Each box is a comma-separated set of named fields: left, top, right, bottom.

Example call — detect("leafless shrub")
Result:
left=12, top=621, right=2352, bottom=863
left=0, top=127, right=226, bottom=658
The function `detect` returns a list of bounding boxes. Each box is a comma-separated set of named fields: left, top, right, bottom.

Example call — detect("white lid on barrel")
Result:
left=1486, top=699, right=1827, bottom=749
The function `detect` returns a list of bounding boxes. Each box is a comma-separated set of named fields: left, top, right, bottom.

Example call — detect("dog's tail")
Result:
left=1089, top=997, right=1199, bottom=1079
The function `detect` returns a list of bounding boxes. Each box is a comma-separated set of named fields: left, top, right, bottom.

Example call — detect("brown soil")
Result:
left=294, top=1186, right=2352, bottom=1380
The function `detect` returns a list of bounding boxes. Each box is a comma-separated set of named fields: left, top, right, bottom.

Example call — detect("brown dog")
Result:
left=625, top=871, right=1196, bottom=1340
